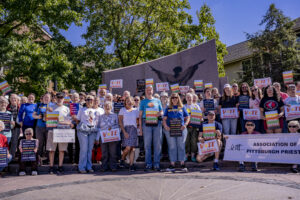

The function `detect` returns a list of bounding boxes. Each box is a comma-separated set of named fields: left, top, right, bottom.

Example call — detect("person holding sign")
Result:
left=163, top=93, right=190, bottom=172
left=199, top=88, right=218, bottom=120
left=18, top=128, right=38, bottom=176
left=197, top=111, right=223, bottom=171
left=237, top=83, right=251, bottom=132
left=0, top=121, right=12, bottom=173
left=288, top=121, right=300, bottom=173
left=249, top=86, right=263, bottom=133
left=97, top=101, right=119, bottom=172
left=139, top=85, right=163, bottom=171
left=219, top=84, right=238, bottom=135
left=0, top=96, right=14, bottom=144
left=259, top=85, right=284, bottom=133
left=184, top=93, right=201, bottom=162
left=118, top=97, right=139, bottom=171
left=284, top=84, right=300, bottom=122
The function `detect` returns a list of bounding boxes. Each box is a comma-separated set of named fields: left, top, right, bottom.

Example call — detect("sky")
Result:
left=60, top=0, right=300, bottom=47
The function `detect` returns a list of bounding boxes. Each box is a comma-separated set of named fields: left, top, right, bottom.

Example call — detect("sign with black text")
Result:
left=21, top=140, right=36, bottom=162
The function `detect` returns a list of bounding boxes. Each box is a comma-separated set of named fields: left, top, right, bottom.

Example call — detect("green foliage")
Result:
left=241, top=4, right=300, bottom=85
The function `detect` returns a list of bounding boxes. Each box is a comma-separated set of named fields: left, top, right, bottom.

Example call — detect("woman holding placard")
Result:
left=0, top=96, right=15, bottom=144
left=163, top=93, right=190, bottom=172
left=237, top=83, right=251, bottom=132
left=218, top=84, right=238, bottom=135
left=118, top=97, right=139, bottom=171
left=259, top=85, right=284, bottom=133
left=200, top=88, right=218, bottom=120
left=184, top=93, right=201, bottom=162
left=249, top=86, right=264, bottom=133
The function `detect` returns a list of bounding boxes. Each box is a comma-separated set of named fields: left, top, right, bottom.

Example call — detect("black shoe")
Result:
left=213, top=162, right=220, bottom=171
left=166, top=165, right=175, bottom=172
left=129, top=165, right=135, bottom=172
left=57, top=166, right=64, bottom=175
left=144, top=166, right=152, bottom=172
left=181, top=164, right=188, bottom=172
left=238, top=164, right=245, bottom=172
left=49, top=167, right=54, bottom=175
left=291, top=168, right=298, bottom=173
left=153, top=166, right=161, bottom=172
left=119, top=160, right=125, bottom=168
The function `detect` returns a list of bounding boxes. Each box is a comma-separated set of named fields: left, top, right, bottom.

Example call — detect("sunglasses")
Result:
left=86, top=99, right=93, bottom=101
left=246, top=124, right=254, bottom=127
left=288, top=126, right=298, bottom=128
left=232, top=85, right=238, bottom=88
left=252, top=89, right=258, bottom=91
left=242, top=86, right=248, bottom=89
left=134, top=99, right=139, bottom=101
left=25, top=133, right=32, bottom=135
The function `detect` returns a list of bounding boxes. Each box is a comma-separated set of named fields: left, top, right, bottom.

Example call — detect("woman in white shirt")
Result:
left=118, top=96, right=139, bottom=171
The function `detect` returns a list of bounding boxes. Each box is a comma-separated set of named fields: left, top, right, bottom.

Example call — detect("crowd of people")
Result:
left=0, top=80, right=299, bottom=176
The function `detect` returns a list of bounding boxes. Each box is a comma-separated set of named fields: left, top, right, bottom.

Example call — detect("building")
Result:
left=224, top=17, right=300, bottom=83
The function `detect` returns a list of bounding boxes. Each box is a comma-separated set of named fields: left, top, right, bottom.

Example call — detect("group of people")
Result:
left=0, top=80, right=299, bottom=176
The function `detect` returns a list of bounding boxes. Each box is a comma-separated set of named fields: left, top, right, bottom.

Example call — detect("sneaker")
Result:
left=119, top=160, right=125, bottom=168
left=238, top=164, right=245, bottom=172
left=251, top=163, right=258, bottom=172
left=57, top=166, right=64, bottom=175
left=191, top=157, right=197, bottom=162
left=49, top=167, right=54, bottom=175
left=31, top=171, right=38, bottom=176
left=213, top=162, right=220, bottom=171
left=129, top=165, right=135, bottom=172
left=79, top=170, right=87, bottom=174
left=166, top=165, right=175, bottom=172
left=87, top=169, right=94, bottom=173
left=181, top=164, right=188, bottom=172
left=144, top=165, right=152, bottom=172
left=291, top=168, right=298, bottom=173
left=19, top=171, right=26, bottom=176
left=153, top=166, right=161, bottom=172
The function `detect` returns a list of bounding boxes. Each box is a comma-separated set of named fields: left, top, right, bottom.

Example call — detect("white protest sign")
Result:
left=156, top=82, right=169, bottom=92
left=224, top=134, right=300, bottom=164
left=100, top=128, right=121, bottom=143
left=53, top=129, right=75, bottom=143
left=198, top=139, right=219, bottom=155
left=220, top=108, right=238, bottom=119
left=243, top=109, right=261, bottom=120
left=285, top=105, right=300, bottom=121
left=110, top=79, right=123, bottom=88
left=254, top=77, right=272, bottom=88
left=179, top=86, right=190, bottom=94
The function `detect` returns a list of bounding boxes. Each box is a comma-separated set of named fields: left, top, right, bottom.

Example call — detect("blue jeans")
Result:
left=222, top=118, right=238, bottom=135
left=77, top=131, right=97, bottom=171
left=0, top=154, right=12, bottom=172
left=142, top=120, right=162, bottom=168
left=164, top=128, right=187, bottom=162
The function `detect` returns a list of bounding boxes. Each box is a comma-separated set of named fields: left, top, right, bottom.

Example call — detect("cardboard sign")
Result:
left=202, top=123, right=216, bottom=140
left=282, top=71, right=293, bottom=84
left=224, top=134, right=300, bottom=164
left=110, top=79, right=123, bottom=88
left=145, top=108, right=158, bottom=125
left=99, top=84, right=107, bottom=90
left=136, top=79, right=145, bottom=93
left=265, top=111, right=280, bottom=129
left=190, top=109, right=203, bottom=125
left=53, top=129, right=75, bottom=143
left=194, top=80, right=203, bottom=91
left=170, top=84, right=180, bottom=93
left=284, top=105, right=300, bottom=121
left=0, top=147, right=8, bottom=167
left=0, top=113, right=11, bottom=132
left=220, top=108, right=238, bottom=119
left=297, top=90, right=300, bottom=96
left=70, top=103, right=79, bottom=116
left=156, top=82, right=169, bottom=92
left=169, top=118, right=182, bottom=137
left=198, top=139, right=219, bottom=155
left=179, top=86, right=190, bottom=94
left=145, top=78, right=154, bottom=87
left=205, top=83, right=213, bottom=88
left=254, top=77, right=272, bottom=88
left=46, top=111, right=59, bottom=128
left=100, top=128, right=121, bottom=143
left=0, top=81, right=12, bottom=95
left=243, top=109, right=261, bottom=120
left=113, top=102, right=124, bottom=114
left=21, top=140, right=36, bottom=162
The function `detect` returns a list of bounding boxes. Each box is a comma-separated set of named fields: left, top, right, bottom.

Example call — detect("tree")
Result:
left=84, top=1, right=227, bottom=76
left=241, top=4, right=300, bottom=85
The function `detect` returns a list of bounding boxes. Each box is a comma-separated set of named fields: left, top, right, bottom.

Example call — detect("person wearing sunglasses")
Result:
left=237, top=83, right=251, bottom=133
left=18, top=128, right=38, bottom=176
left=232, top=83, right=240, bottom=97
left=287, top=121, right=299, bottom=173
left=249, top=86, right=264, bottom=133
left=163, top=93, right=190, bottom=172
left=238, top=120, right=260, bottom=172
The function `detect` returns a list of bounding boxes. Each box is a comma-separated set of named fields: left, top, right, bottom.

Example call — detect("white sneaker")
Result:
left=19, top=171, right=26, bottom=176
left=31, top=171, right=38, bottom=176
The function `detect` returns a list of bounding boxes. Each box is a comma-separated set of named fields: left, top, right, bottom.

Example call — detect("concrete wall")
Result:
left=224, top=61, right=242, bottom=83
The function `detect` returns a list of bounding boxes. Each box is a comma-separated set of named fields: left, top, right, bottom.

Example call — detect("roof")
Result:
left=294, top=17, right=300, bottom=31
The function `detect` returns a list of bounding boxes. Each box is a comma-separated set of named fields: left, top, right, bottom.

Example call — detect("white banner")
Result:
left=243, top=109, right=261, bottom=120
left=156, top=82, right=169, bottom=92
left=197, top=139, right=219, bottom=155
left=100, top=128, right=121, bottom=143
left=179, top=86, right=190, bottom=94
left=110, top=79, right=123, bottom=88
left=254, top=77, right=272, bottom=88
left=285, top=105, right=300, bottom=121
left=53, top=129, right=75, bottom=143
left=224, top=134, right=300, bottom=164
left=220, top=108, right=238, bottom=119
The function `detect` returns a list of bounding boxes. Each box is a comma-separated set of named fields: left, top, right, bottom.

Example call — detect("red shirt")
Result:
left=0, top=134, right=8, bottom=148
left=280, top=92, right=289, bottom=101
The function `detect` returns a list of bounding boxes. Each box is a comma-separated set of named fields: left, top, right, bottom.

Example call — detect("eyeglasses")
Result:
left=171, top=97, right=178, bottom=99
left=232, top=85, right=238, bottom=88
left=25, top=132, right=32, bottom=135
left=288, top=126, right=298, bottom=128
left=242, top=86, right=248, bottom=89
left=246, top=124, right=254, bottom=127
left=252, top=89, right=258, bottom=92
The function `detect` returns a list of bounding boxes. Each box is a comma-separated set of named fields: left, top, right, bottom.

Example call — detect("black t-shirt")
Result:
left=259, top=96, right=284, bottom=114
left=219, top=96, right=238, bottom=108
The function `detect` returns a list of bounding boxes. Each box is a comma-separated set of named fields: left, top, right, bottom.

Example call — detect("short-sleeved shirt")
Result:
left=119, top=107, right=139, bottom=128
left=219, top=96, right=238, bottom=108
left=199, top=121, right=223, bottom=133
left=284, top=96, right=300, bottom=105
left=18, top=103, right=37, bottom=127
left=259, top=96, right=284, bottom=114
left=164, top=106, right=189, bottom=126
left=77, top=107, right=99, bottom=126
left=50, top=104, right=71, bottom=129
left=139, top=98, right=163, bottom=118
left=35, top=102, right=55, bottom=127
